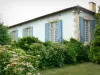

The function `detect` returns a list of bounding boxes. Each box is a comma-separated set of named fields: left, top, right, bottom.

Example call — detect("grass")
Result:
left=39, top=62, right=100, bottom=75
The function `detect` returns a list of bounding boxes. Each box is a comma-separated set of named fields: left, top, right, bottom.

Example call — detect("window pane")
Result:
left=84, top=20, right=89, bottom=42
left=49, top=21, right=58, bottom=42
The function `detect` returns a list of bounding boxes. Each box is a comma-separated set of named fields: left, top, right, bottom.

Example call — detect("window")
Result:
left=12, top=30, right=18, bottom=41
left=25, top=27, right=30, bottom=37
left=12, top=31, right=16, bottom=41
left=84, top=20, right=89, bottom=42
left=23, top=27, right=33, bottom=37
left=48, top=21, right=58, bottom=42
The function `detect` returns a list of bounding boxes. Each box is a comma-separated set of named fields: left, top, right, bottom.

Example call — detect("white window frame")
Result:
left=48, top=21, right=58, bottom=42
left=84, top=19, right=90, bottom=42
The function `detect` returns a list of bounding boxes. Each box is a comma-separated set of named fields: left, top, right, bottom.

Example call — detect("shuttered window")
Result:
left=25, top=27, right=30, bottom=37
left=45, top=20, right=62, bottom=43
left=48, top=21, right=58, bottom=42
left=23, top=27, right=33, bottom=37
left=12, top=30, right=18, bottom=42
left=80, top=17, right=96, bottom=43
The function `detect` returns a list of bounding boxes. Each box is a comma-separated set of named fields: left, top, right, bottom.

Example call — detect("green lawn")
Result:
left=40, top=63, right=100, bottom=75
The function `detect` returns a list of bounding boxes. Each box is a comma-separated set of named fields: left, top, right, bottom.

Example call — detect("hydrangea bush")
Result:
left=0, top=45, right=40, bottom=75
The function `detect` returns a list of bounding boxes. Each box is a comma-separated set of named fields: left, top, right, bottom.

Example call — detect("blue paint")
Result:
left=90, top=20, right=96, bottom=40
left=79, top=17, right=84, bottom=43
left=58, top=20, right=62, bottom=43
left=29, top=27, right=33, bottom=37
left=45, top=23, right=49, bottom=42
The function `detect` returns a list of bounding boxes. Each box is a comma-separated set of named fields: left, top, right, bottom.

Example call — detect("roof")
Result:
left=9, top=5, right=95, bottom=29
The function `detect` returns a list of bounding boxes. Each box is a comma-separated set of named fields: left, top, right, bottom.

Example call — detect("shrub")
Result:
left=0, top=46, right=12, bottom=75
left=43, top=41, right=53, bottom=48
left=64, top=38, right=89, bottom=63
left=28, top=43, right=47, bottom=69
left=17, top=37, right=42, bottom=51
left=70, top=38, right=89, bottom=62
left=28, top=43, right=46, bottom=56
left=45, top=43, right=65, bottom=67
left=84, top=45, right=90, bottom=62
left=62, top=39, right=69, bottom=45
left=11, top=41, right=18, bottom=48
left=0, top=45, right=39, bottom=75
left=29, top=42, right=66, bottom=68
left=63, top=41, right=77, bottom=64
left=64, top=46, right=77, bottom=64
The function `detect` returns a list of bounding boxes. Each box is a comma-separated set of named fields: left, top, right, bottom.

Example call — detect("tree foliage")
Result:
left=89, top=13, right=100, bottom=64
left=98, top=5, right=100, bottom=13
left=0, top=23, right=11, bottom=45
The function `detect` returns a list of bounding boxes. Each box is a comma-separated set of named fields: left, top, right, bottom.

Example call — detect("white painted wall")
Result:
left=9, top=9, right=95, bottom=42
left=9, top=10, right=75, bottom=42
left=60, top=11, right=74, bottom=41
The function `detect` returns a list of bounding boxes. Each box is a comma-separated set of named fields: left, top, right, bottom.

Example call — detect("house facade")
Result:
left=9, top=2, right=96, bottom=44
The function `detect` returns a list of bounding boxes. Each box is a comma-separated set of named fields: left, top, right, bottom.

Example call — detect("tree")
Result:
left=89, top=13, right=100, bottom=64
left=0, top=23, right=11, bottom=45
left=98, top=5, right=100, bottom=13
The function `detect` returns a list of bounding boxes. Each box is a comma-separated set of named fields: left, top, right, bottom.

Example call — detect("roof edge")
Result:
left=9, top=5, right=95, bottom=29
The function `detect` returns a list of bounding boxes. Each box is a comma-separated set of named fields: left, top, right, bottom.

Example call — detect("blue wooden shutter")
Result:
left=58, top=20, right=62, bottom=43
left=90, top=20, right=96, bottom=40
left=22, top=29, right=25, bottom=37
left=29, top=27, right=33, bottom=37
left=16, top=30, right=18, bottom=42
left=79, top=17, right=84, bottom=43
left=45, top=23, right=49, bottom=42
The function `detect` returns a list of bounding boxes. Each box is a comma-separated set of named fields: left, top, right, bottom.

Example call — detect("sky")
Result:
left=0, top=0, right=99, bottom=26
